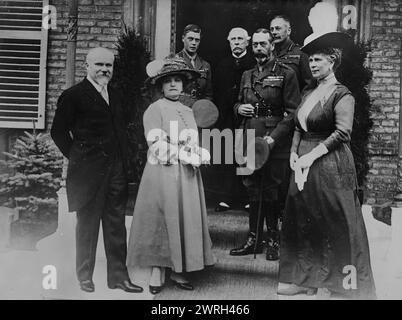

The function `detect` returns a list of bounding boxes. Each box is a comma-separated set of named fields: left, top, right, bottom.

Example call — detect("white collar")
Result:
left=87, top=75, right=107, bottom=93
left=318, top=72, right=337, bottom=86
left=232, top=50, right=247, bottom=59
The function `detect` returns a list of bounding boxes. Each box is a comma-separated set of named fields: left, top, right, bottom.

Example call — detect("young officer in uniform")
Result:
left=176, top=24, right=213, bottom=101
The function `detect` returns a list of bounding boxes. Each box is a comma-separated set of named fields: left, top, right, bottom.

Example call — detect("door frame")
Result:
left=124, top=0, right=372, bottom=58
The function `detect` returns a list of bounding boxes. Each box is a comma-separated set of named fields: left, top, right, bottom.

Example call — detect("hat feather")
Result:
left=146, top=59, right=164, bottom=78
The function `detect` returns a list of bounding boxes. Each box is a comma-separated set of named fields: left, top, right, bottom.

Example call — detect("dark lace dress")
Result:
left=278, top=78, right=376, bottom=299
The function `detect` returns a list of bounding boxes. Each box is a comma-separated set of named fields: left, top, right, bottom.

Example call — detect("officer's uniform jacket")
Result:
left=176, top=49, right=213, bottom=100
left=234, top=58, right=301, bottom=159
left=274, top=38, right=313, bottom=92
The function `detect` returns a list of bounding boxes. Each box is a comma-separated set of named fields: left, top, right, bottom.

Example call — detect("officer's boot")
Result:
left=229, top=232, right=263, bottom=256
left=265, top=202, right=280, bottom=261
left=229, top=202, right=263, bottom=256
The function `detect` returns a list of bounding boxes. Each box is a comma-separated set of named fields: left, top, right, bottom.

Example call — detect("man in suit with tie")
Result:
left=51, top=47, right=143, bottom=293
left=176, top=24, right=213, bottom=101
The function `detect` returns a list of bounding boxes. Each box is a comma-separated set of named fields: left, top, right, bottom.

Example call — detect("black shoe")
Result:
left=215, top=202, right=230, bottom=212
left=79, top=280, right=95, bottom=293
left=108, top=280, right=143, bottom=293
left=229, top=235, right=263, bottom=256
left=277, top=283, right=317, bottom=296
left=149, top=285, right=163, bottom=295
left=266, top=240, right=279, bottom=261
left=171, top=279, right=194, bottom=291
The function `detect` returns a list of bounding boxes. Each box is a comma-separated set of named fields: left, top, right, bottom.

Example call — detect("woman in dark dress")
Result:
left=277, top=32, right=376, bottom=299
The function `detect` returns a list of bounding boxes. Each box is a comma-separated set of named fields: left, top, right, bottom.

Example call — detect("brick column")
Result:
left=366, top=0, right=402, bottom=205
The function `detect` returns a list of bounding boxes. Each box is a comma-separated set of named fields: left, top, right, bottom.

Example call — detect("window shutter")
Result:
left=0, top=0, right=49, bottom=129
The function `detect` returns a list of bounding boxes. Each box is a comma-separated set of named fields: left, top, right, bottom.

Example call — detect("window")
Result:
left=0, top=0, right=49, bottom=129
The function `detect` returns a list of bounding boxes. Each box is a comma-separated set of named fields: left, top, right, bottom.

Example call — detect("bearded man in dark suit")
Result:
left=51, top=47, right=143, bottom=294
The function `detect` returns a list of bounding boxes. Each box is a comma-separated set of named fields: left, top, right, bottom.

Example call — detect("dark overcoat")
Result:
left=51, top=78, right=128, bottom=212
left=214, top=51, right=255, bottom=130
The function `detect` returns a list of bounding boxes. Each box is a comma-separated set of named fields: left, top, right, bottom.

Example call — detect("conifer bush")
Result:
left=0, top=130, right=63, bottom=220
left=112, top=26, right=151, bottom=183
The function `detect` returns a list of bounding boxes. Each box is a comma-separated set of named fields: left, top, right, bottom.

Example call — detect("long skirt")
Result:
left=127, top=162, right=215, bottom=273
left=279, top=135, right=376, bottom=299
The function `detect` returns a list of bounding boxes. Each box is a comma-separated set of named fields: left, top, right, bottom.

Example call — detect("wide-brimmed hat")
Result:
left=146, top=57, right=200, bottom=85
left=301, top=31, right=352, bottom=55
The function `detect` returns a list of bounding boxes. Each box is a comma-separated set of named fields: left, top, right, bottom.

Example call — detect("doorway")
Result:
left=174, top=0, right=320, bottom=206
left=175, top=0, right=319, bottom=69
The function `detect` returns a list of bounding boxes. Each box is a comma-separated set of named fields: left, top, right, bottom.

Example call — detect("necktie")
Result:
left=100, top=86, right=109, bottom=105
left=190, top=58, right=196, bottom=69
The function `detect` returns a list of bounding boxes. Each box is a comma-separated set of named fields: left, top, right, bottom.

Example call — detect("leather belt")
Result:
left=252, top=103, right=284, bottom=118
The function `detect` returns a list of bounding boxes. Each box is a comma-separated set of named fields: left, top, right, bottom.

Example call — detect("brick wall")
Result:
left=46, top=0, right=123, bottom=129
left=41, top=0, right=402, bottom=204
left=366, top=0, right=401, bottom=204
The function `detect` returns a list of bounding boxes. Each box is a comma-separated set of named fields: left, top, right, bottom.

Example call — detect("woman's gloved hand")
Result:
left=178, top=145, right=211, bottom=168
left=296, top=143, right=328, bottom=170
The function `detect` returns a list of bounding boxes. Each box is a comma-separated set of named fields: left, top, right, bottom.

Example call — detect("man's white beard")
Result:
left=96, top=76, right=110, bottom=86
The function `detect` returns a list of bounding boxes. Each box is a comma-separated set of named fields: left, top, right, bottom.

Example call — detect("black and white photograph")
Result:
left=0, top=0, right=401, bottom=306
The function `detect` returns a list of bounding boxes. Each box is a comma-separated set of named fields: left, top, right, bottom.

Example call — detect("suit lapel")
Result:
left=107, top=86, right=118, bottom=116
left=82, top=78, right=110, bottom=111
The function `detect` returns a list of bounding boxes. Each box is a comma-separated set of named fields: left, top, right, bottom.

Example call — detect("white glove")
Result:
left=178, top=145, right=211, bottom=168
left=296, top=143, right=328, bottom=170
left=179, top=145, right=200, bottom=167
left=195, top=146, right=211, bottom=165
left=294, top=162, right=309, bottom=191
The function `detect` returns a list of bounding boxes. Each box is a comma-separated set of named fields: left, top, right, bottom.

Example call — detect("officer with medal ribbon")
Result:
left=176, top=24, right=213, bottom=104
left=230, top=28, right=301, bottom=261
left=270, top=15, right=313, bottom=91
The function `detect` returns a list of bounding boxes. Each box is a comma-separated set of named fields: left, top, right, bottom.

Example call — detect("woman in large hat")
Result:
left=277, top=30, right=376, bottom=299
left=126, top=57, right=215, bottom=294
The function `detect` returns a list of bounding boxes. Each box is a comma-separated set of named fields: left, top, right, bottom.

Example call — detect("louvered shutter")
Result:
left=0, top=0, right=48, bottom=129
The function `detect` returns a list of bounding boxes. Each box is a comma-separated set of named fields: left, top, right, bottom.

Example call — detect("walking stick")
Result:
left=253, top=174, right=264, bottom=259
